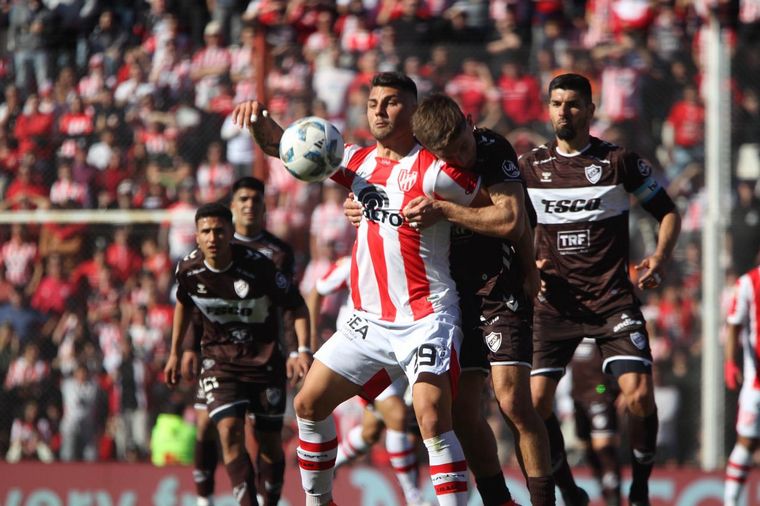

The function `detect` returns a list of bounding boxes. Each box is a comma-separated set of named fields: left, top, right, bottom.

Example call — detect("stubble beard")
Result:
left=555, top=124, right=577, bottom=141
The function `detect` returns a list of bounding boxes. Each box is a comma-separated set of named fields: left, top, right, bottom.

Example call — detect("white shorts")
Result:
left=314, top=309, right=463, bottom=400
left=375, top=375, right=409, bottom=403
left=737, top=385, right=760, bottom=438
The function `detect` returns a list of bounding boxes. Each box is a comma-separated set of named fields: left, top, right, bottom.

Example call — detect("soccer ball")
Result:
left=278, top=116, right=344, bottom=183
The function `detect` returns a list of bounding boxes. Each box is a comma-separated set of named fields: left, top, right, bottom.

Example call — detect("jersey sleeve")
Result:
left=315, top=257, right=351, bottom=296
left=727, top=276, right=750, bottom=326
left=424, top=160, right=481, bottom=206
left=330, top=143, right=362, bottom=189
left=479, top=132, right=523, bottom=188
left=174, top=263, right=193, bottom=307
left=265, top=261, right=306, bottom=310
left=620, top=151, right=675, bottom=220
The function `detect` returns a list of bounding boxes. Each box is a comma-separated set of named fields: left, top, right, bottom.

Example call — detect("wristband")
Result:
left=289, top=351, right=299, bottom=359
left=298, top=346, right=313, bottom=355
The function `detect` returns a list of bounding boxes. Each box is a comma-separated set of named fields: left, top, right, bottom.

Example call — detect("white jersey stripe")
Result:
left=528, top=184, right=630, bottom=225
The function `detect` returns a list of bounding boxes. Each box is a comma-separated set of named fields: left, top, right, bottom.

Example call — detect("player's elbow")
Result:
left=498, top=211, right=524, bottom=241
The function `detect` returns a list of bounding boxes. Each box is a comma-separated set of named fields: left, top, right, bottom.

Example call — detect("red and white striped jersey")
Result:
left=316, top=256, right=352, bottom=328
left=728, top=266, right=760, bottom=389
left=331, top=143, right=480, bottom=323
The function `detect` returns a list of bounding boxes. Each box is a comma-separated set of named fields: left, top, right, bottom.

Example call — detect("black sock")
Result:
left=545, top=414, right=581, bottom=496
left=193, top=439, right=218, bottom=498
left=256, top=455, right=285, bottom=506
left=224, top=453, right=257, bottom=506
left=528, top=475, right=556, bottom=506
left=474, top=472, right=512, bottom=505
left=628, top=411, right=657, bottom=501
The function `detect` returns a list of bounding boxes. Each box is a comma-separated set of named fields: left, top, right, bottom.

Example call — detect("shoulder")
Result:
left=175, top=249, right=204, bottom=277
left=261, top=230, right=294, bottom=256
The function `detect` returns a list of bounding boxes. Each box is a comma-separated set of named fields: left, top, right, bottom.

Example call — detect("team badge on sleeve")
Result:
left=234, top=279, right=250, bottom=298
left=502, top=160, right=520, bottom=178
left=637, top=159, right=652, bottom=177
left=585, top=164, right=602, bottom=184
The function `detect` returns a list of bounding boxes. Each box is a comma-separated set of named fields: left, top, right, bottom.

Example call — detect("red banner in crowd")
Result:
left=0, top=462, right=741, bottom=505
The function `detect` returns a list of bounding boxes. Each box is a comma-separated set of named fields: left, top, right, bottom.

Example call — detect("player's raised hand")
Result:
left=343, top=193, right=363, bottom=227
left=181, top=350, right=200, bottom=382
left=725, top=360, right=743, bottom=391
left=164, top=353, right=180, bottom=388
left=635, top=254, right=664, bottom=290
left=403, top=196, right=441, bottom=229
left=231, top=100, right=282, bottom=156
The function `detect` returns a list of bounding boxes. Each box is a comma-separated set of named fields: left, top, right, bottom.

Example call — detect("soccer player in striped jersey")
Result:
left=519, top=74, right=681, bottom=506
left=724, top=263, right=760, bottom=506
left=233, top=72, right=486, bottom=506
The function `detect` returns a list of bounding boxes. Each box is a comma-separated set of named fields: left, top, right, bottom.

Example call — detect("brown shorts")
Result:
left=459, top=290, right=533, bottom=373
left=574, top=396, right=618, bottom=441
left=198, top=359, right=286, bottom=432
left=532, top=307, right=652, bottom=378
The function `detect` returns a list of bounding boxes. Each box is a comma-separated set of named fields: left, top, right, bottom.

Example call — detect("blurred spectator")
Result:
left=0, top=223, right=39, bottom=290
left=195, top=141, right=234, bottom=204
left=734, top=88, right=760, bottom=181
left=309, top=181, right=354, bottom=260
left=4, top=342, right=50, bottom=393
left=87, top=10, right=129, bottom=76
left=160, top=178, right=197, bottom=264
left=57, top=95, right=95, bottom=160
left=663, top=84, right=705, bottom=181
left=445, top=58, right=498, bottom=124
left=220, top=111, right=255, bottom=179
left=496, top=56, right=543, bottom=129
left=190, top=21, right=231, bottom=110
left=14, top=94, right=55, bottom=161
left=312, top=44, right=356, bottom=121
left=0, top=322, right=20, bottom=385
left=0, top=85, right=23, bottom=138
left=377, top=0, right=432, bottom=62
left=2, top=154, right=49, bottom=211
left=0, top=288, right=45, bottom=344
left=49, top=161, right=89, bottom=208
left=87, top=129, right=117, bottom=171
left=29, top=254, right=74, bottom=318
left=105, top=227, right=142, bottom=284
left=8, top=0, right=53, bottom=91
left=114, top=63, right=156, bottom=109
left=731, top=180, right=760, bottom=274
left=113, top=338, right=149, bottom=460
left=6, top=400, right=54, bottom=463
left=60, top=363, right=100, bottom=462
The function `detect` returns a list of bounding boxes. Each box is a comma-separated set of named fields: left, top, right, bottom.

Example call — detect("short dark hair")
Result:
left=548, top=73, right=592, bottom=104
left=232, top=177, right=265, bottom=194
left=195, top=202, right=233, bottom=224
left=412, top=94, right=467, bottom=152
left=371, top=72, right=418, bottom=102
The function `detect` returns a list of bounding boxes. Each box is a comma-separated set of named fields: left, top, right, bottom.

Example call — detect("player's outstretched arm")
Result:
left=635, top=209, right=681, bottom=290
left=232, top=100, right=284, bottom=157
left=165, top=299, right=192, bottom=387
left=286, top=304, right=313, bottom=387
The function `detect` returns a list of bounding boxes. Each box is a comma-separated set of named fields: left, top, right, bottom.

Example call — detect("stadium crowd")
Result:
left=0, top=0, right=758, bottom=473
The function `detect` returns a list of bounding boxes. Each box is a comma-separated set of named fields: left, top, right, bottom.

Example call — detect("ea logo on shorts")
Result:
left=630, top=331, right=647, bottom=350
left=485, top=332, right=502, bottom=353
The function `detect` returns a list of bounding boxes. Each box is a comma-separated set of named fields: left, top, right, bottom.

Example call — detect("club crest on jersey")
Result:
left=485, top=332, right=502, bottom=353
left=585, top=164, right=603, bottom=184
left=637, top=159, right=652, bottom=177
left=630, top=331, right=647, bottom=350
left=397, top=168, right=418, bottom=192
left=502, top=160, right=520, bottom=178
left=234, top=279, right=249, bottom=298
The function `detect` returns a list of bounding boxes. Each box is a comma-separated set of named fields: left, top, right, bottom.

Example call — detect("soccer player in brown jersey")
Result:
left=404, top=94, right=555, bottom=506
left=519, top=74, right=681, bottom=506
left=568, top=339, right=621, bottom=506
left=181, top=178, right=312, bottom=506
left=165, top=203, right=311, bottom=506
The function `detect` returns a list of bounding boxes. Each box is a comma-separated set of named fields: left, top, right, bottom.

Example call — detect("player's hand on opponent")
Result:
left=181, top=350, right=200, bottom=382
left=635, top=254, right=664, bottom=290
left=231, top=100, right=281, bottom=156
left=534, top=258, right=550, bottom=302
left=344, top=193, right=363, bottom=227
left=403, top=196, right=442, bottom=229
left=164, top=353, right=180, bottom=388
left=725, top=360, right=743, bottom=391
left=286, top=351, right=313, bottom=387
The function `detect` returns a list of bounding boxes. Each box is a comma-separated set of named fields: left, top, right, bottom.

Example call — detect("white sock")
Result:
left=197, top=497, right=213, bottom=506
left=424, top=430, right=468, bottom=506
left=335, top=425, right=370, bottom=468
left=386, top=429, right=423, bottom=503
left=297, top=416, right=338, bottom=503
left=725, top=443, right=753, bottom=506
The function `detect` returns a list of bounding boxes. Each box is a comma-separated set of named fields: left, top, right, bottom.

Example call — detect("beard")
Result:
left=555, top=124, right=576, bottom=141
left=370, top=123, right=393, bottom=140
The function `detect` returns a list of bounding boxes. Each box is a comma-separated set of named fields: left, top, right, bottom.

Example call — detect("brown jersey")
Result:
left=450, top=128, right=533, bottom=299
left=519, top=137, right=675, bottom=326
left=175, top=244, right=305, bottom=381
